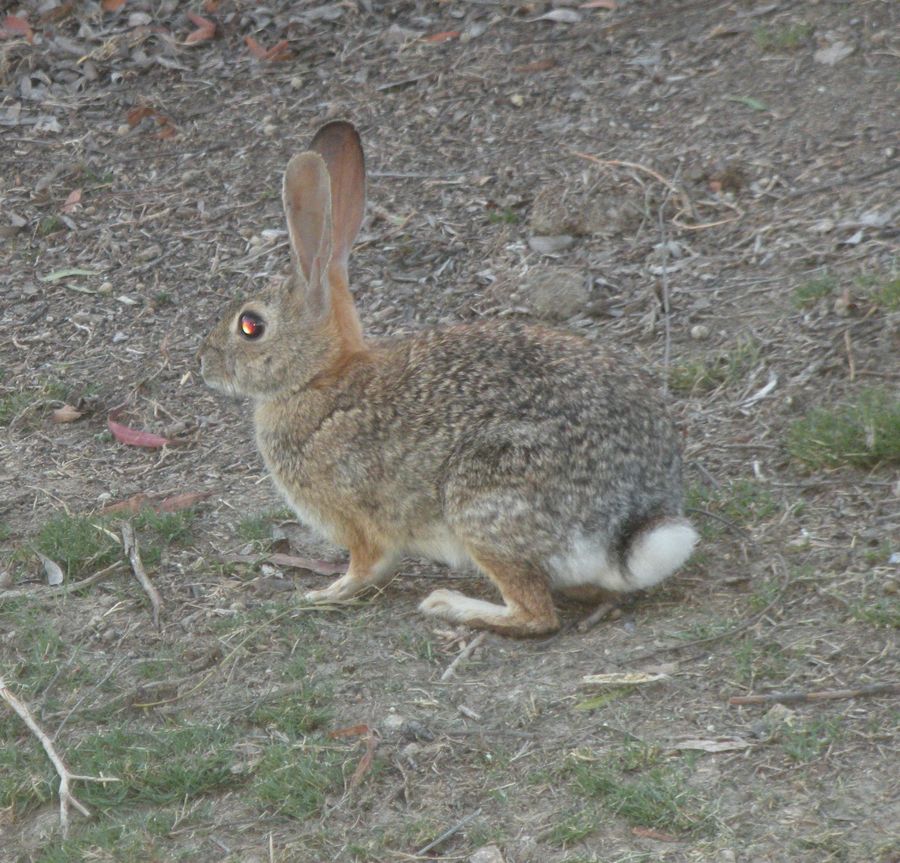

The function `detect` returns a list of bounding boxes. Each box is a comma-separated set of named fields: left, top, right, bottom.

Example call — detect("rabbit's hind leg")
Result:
left=303, top=541, right=399, bottom=603
left=419, top=552, right=559, bottom=637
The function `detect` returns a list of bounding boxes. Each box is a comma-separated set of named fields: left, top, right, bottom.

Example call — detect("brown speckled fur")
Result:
left=200, top=122, right=695, bottom=637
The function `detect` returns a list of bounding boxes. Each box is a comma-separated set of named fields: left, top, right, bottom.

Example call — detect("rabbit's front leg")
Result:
left=303, top=544, right=399, bottom=603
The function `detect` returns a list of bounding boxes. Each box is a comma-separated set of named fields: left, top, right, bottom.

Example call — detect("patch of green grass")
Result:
left=0, top=378, right=68, bottom=427
left=793, top=274, right=837, bottom=308
left=251, top=741, right=345, bottom=820
left=753, top=22, right=813, bottom=51
left=247, top=684, right=332, bottom=737
left=34, top=514, right=120, bottom=578
left=788, top=388, right=900, bottom=469
left=569, top=747, right=715, bottom=837
left=236, top=508, right=291, bottom=547
left=38, top=215, right=64, bottom=236
left=33, top=508, right=198, bottom=578
left=669, top=337, right=761, bottom=395
left=780, top=717, right=844, bottom=763
left=732, top=638, right=789, bottom=686
left=850, top=596, right=899, bottom=629
left=857, top=272, right=900, bottom=311
left=487, top=207, right=520, bottom=225
left=545, top=809, right=598, bottom=849
left=686, top=478, right=779, bottom=539
left=132, top=508, right=197, bottom=545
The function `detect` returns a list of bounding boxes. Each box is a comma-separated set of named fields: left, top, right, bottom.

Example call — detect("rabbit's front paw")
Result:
left=303, top=574, right=361, bottom=604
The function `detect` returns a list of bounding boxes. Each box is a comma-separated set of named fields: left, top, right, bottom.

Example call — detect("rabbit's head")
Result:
left=200, top=122, right=366, bottom=400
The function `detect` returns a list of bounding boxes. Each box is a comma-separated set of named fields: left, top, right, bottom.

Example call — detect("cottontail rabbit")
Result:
left=200, top=121, right=697, bottom=637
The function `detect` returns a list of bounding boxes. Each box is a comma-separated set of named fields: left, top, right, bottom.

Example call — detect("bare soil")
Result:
left=1, top=1, right=898, bottom=862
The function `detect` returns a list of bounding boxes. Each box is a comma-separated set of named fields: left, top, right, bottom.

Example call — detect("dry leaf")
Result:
left=37, top=553, right=65, bottom=586
left=245, top=35, right=292, bottom=61
left=127, top=105, right=155, bottom=127
left=101, top=493, right=151, bottom=514
left=101, top=0, right=126, bottom=11
left=670, top=737, right=750, bottom=753
left=61, top=189, right=82, bottom=214
left=108, top=414, right=176, bottom=448
left=185, top=12, right=216, bottom=44
left=422, top=30, right=460, bottom=43
left=52, top=404, right=83, bottom=423
left=514, top=58, right=557, bottom=73
left=329, top=724, right=371, bottom=739
left=1, top=14, right=35, bottom=43
left=158, top=491, right=211, bottom=512
left=534, top=9, right=582, bottom=24
left=581, top=672, right=669, bottom=687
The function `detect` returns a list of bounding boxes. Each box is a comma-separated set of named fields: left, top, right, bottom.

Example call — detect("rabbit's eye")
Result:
left=238, top=312, right=265, bottom=339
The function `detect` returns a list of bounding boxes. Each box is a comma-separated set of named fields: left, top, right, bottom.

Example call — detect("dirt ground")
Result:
left=1, top=1, right=898, bottom=861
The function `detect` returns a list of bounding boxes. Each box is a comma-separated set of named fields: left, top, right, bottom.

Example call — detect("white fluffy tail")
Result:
left=625, top=519, right=698, bottom=589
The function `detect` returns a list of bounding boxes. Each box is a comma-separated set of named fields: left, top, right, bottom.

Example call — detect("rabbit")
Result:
left=199, top=121, right=698, bottom=637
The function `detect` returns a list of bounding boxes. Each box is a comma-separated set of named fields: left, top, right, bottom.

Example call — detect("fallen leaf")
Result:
left=61, top=189, right=82, bottom=214
left=108, top=414, right=177, bottom=448
left=203, top=0, right=221, bottom=11
left=39, top=268, right=98, bottom=282
left=1, top=15, right=34, bottom=43
left=724, top=94, right=768, bottom=112
left=101, top=0, right=126, bottom=11
left=37, top=553, right=65, bottom=586
left=100, top=493, right=151, bottom=514
left=349, top=727, right=377, bottom=790
left=534, top=9, right=582, bottom=23
left=814, top=41, right=854, bottom=66
left=581, top=672, right=670, bottom=687
left=422, top=30, right=460, bottom=43
left=127, top=105, right=155, bottom=127
left=244, top=35, right=292, bottom=61
left=185, top=12, right=216, bottom=44
left=158, top=491, right=211, bottom=512
left=670, top=737, right=750, bottom=753
left=52, top=404, right=83, bottom=423
left=329, top=724, right=371, bottom=739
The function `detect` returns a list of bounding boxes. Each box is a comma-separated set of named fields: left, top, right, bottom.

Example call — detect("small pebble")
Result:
left=509, top=93, right=525, bottom=107
left=690, top=324, right=710, bottom=340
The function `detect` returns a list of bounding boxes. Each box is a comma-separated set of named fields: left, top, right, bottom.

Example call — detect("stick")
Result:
left=415, top=808, right=482, bottom=856
left=0, top=675, right=119, bottom=837
left=729, top=682, right=899, bottom=707
left=439, top=632, right=486, bottom=682
left=120, top=521, right=163, bottom=629
left=576, top=601, right=620, bottom=633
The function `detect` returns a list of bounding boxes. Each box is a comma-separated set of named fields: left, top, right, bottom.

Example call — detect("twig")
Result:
left=844, top=329, right=855, bottom=383
left=729, top=682, right=899, bottom=707
left=415, top=808, right=482, bottom=856
left=120, top=521, right=163, bottom=629
left=439, top=632, right=487, bottom=682
left=576, top=601, right=620, bottom=633
left=0, top=675, right=119, bottom=837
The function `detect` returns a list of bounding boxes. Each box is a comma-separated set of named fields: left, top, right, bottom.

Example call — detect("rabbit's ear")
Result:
left=309, top=121, right=366, bottom=280
left=282, top=152, right=333, bottom=316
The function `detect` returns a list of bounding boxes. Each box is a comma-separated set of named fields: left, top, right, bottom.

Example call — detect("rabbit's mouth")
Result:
left=199, top=353, right=241, bottom=399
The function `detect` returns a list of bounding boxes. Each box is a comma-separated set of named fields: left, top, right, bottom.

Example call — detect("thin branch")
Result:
left=415, top=808, right=482, bottom=856
left=729, top=683, right=899, bottom=707
left=0, top=675, right=119, bottom=838
left=121, top=521, right=163, bottom=629
left=439, top=632, right=486, bottom=682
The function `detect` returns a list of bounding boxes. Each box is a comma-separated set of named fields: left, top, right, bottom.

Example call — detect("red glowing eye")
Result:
left=238, top=312, right=264, bottom=339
